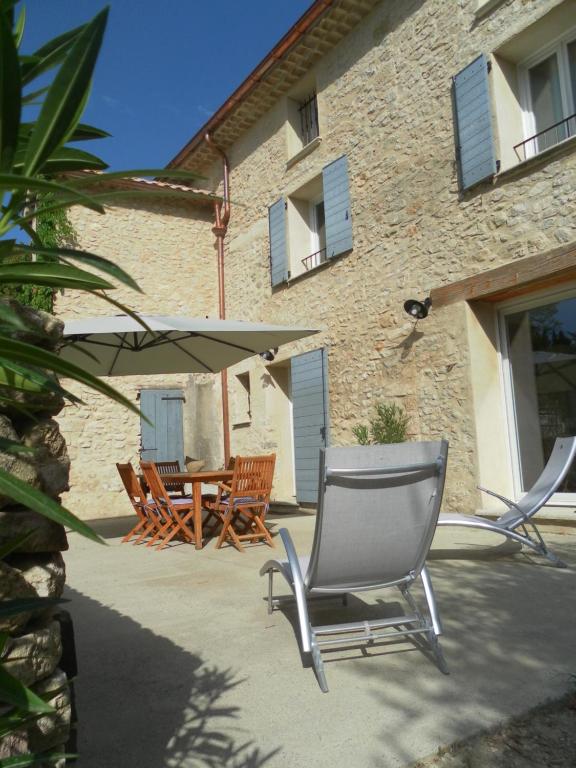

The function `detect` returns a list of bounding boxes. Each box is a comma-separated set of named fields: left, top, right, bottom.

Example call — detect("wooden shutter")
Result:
left=323, top=155, right=353, bottom=259
left=291, top=348, right=329, bottom=503
left=453, top=54, right=497, bottom=191
left=140, top=389, right=185, bottom=465
left=268, top=197, right=288, bottom=287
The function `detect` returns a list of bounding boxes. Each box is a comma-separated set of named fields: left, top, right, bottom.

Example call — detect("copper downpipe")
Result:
left=205, top=133, right=231, bottom=466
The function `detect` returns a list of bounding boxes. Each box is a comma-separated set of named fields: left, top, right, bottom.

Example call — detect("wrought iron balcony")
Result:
left=514, top=112, right=576, bottom=162
left=301, top=247, right=327, bottom=272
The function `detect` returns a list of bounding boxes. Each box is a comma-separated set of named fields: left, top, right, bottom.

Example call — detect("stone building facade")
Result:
left=56, top=0, right=576, bottom=520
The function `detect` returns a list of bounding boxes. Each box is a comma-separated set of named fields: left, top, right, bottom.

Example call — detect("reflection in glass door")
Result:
left=501, top=292, right=576, bottom=497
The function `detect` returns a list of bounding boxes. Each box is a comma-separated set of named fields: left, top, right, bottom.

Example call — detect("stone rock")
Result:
left=0, top=560, right=36, bottom=634
left=0, top=509, right=69, bottom=553
left=0, top=299, right=64, bottom=350
left=28, top=670, right=72, bottom=754
left=1, top=619, right=62, bottom=687
left=0, top=554, right=66, bottom=633
left=0, top=670, right=72, bottom=759
left=11, top=552, right=67, bottom=598
left=0, top=415, right=41, bottom=507
left=0, top=388, right=66, bottom=420
left=21, top=419, right=71, bottom=498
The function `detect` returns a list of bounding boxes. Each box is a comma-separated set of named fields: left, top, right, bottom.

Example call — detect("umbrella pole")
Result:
left=206, top=133, right=231, bottom=467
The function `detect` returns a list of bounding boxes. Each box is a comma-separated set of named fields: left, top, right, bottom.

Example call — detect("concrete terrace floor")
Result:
left=64, top=514, right=576, bottom=768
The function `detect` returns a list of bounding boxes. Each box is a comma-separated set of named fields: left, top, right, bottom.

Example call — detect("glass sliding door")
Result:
left=501, top=290, right=576, bottom=498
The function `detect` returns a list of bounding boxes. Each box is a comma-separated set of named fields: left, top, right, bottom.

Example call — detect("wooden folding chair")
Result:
left=202, top=456, right=236, bottom=537
left=116, top=462, right=161, bottom=544
left=140, top=461, right=197, bottom=550
left=213, top=454, right=276, bottom=552
left=155, top=460, right=188, bottom=497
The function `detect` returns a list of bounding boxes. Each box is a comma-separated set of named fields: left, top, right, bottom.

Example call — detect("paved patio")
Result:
left=64, top=513, right=576, bottom=768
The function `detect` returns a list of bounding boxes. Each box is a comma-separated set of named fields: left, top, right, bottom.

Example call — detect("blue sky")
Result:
left=23, top=1, right=313, bottom=170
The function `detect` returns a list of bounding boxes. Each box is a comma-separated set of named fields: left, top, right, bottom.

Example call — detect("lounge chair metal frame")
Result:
left=437, top=436, right=576, bottom=568
left=260, top=441, right=449, bottom=692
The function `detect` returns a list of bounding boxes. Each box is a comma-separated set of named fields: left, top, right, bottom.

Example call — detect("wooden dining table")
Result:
left=160, top=470, right=234, bottom=550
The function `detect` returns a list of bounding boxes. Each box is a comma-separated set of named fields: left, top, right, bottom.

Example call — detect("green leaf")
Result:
left=23, top=9, right=109, bottom=175
left=0, top=438, right=34, bottom=456
left=0, top=466, right=103, bottom=543
left=0, top=302, right=27, bottom=331
left=0, top=532, right=33, bottom=560
left=0, top=754, right=74, bottom=767
left=15, top=244, right=140, bottom=291
left=0, top=357, right=81, bottom=403
left=0, top=336, right=143, bottom=419
left=69, top=167, right=205, bottom=183
left=13, top=146, right=108, bottom=174
left=0, top=10, right=21, bottom=173
left=0, top=598, right=67, bottom=618
left=67, top=122, right=111, bottom=142
left=13, top=5, right=25, bottom=49
left=0, top=711, right=41, bottom=740
left=0, top=263, right=114, bottom=291
left=0, top=173, right=105, bottom=213
left=21, top=22, right=87, bottom=85
left=0, top=664, right=54, bottom=714
left=21, top=86, right=49, bottom=106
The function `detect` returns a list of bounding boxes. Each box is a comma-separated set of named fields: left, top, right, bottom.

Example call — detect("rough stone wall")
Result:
left=55, top=198, right=222, bottom=519
left=0, top=303, right=73, bottom=760
left=205, top=0, right=576, bottom=511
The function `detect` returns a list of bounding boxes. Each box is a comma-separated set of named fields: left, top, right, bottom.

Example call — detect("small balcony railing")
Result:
left=514, top=112, right=576, bottom=162
left=302, top=247, right=327, bottom=272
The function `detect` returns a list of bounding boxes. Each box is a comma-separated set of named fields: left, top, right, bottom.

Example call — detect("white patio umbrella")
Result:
left=60, top=314, right=319, bottom=376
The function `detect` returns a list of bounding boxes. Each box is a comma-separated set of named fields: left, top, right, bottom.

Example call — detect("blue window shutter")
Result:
left=268, top=197, right=288, bottom=287
left=140, top=389, right=185, bottom=465
left=291, top=348, right=329, bottom=504
left=453, top=54, right=497, bottom=191
left=323, top=155, right=353, bottom=259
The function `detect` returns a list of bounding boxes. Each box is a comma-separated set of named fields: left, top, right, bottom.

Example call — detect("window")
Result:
left=500, top=287, right=576, bottom=500
left=287, top=177, right=326, bottom=278
left=519, top=32, right=576, bottom=158
left=486, top=4, right=576, bottom=173
left=232, top=372, right=251, bottom=426
left=268, top=156, right=352, bottom=287
left=297, top=92, right=320, bottom=146
left=286, top=77, right=321, bottom=160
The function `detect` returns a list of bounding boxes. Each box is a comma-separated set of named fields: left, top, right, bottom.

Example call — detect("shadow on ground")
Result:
left=66, top=586, right=280, bottom=768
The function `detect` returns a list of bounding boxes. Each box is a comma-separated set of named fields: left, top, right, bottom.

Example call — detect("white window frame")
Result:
left=519, top=27, right=576, bottom=158
left=308, top=196, right=325, bottom=257
left=498, top=282, right=576, bottom=505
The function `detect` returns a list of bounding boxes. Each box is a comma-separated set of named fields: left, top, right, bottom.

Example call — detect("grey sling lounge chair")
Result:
left=437, top=436, right=576, bottom=568
left=260, top=440, right=449, bottom=692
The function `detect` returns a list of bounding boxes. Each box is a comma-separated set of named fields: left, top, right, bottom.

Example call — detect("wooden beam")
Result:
left=430, top=241, right=576, bottom=307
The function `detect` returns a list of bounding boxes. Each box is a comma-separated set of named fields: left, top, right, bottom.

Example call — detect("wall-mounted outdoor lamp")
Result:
left=259, top=347, right=278, bottom=362
left=403, top=297, right=432, bottom=320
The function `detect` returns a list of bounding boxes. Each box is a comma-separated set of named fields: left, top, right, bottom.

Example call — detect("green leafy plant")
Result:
left=0, top=3, right=205, bottom=764
left=352, top=402, right=410, bottom=445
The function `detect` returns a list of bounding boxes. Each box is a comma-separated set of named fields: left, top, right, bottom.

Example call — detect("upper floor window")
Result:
left=298, top=92, right=320, bottom=146
left=453, top=2, right=576, bottom=189
left=268, top=156, right=352, bottom=287
left=286, top=77, right=321, bottom=161
left=519, top=33, right=576, bottom=159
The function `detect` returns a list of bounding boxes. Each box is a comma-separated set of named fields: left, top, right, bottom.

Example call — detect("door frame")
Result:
left=498, top=282, right=576, bottom=505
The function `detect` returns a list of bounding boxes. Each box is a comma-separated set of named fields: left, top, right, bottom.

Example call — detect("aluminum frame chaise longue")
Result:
left=437, top=436, right=576, bottom=568
left=260, top=440, right=449, bottom=692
